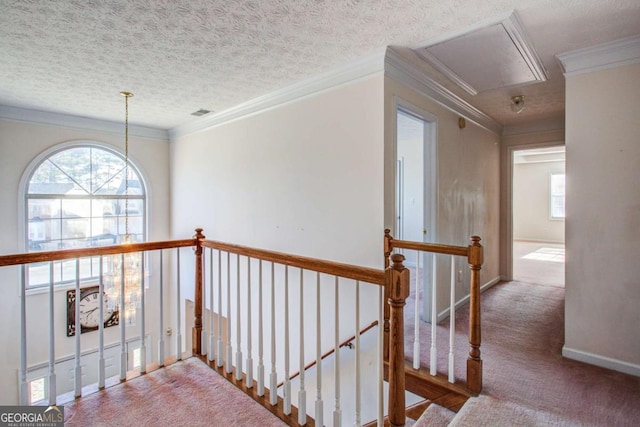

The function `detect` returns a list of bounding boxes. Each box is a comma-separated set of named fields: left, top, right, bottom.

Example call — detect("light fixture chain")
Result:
left=124, top=94, right=129, bottom=238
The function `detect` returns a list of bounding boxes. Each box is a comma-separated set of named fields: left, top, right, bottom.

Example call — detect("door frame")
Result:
left=393, top=97, right=438, bottom=320
left=503, top=141, right=565, bottom=281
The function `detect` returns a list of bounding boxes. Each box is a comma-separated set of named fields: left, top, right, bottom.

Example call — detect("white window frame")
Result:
left=20, top=141, right=148, bottom=290
left=550, top=172, right=566, bottom=220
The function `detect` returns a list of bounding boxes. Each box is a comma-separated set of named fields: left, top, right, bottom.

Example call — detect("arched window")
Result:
left=25, top=144, right=146, bottom=288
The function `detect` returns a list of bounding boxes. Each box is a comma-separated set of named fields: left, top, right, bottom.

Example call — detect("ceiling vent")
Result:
left=191, top=109, right=212, bottom=117
left=414, top=12, right=548, bottom=95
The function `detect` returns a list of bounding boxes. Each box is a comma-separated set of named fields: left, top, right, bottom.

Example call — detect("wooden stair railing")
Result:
left=2, top=226, right=484, bottom=426
left=383, top=230, right=484, bottom=395
left=198, top=235, right=397, bottom=426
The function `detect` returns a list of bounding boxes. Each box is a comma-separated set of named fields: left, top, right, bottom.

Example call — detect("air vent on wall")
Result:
left=414, top=12, right=548, bottom=95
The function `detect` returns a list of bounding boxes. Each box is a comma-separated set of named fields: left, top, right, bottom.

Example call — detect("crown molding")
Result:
left=384, top=47, right=503, bottom=136
left=170, top=49, right=387, bottom=140
left=556, top=35, right=640, bottom=77
left=0, top=105, right=169, bottom=141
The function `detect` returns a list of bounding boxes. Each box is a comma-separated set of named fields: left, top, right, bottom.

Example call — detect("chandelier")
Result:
left=103, top=91, right=142, bottom=326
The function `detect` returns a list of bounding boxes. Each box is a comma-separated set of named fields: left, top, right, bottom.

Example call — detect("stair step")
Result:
left=414, top=403, right=456, bottom=427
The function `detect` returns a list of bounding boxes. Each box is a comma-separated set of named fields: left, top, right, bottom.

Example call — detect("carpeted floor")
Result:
left=64, top=357, right=287, bottom=427
left=406, top=280, right=640, bottom=426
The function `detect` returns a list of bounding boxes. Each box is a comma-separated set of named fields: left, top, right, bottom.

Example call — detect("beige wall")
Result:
left=384, top=76, right=501, bottom=315
left=564, top=62, right=640, bottom=372
left=170, top=75, right=385, bottom=376
left=513, top=160, right=565, bottom=243
left=0, top=120, right=171, bottom=403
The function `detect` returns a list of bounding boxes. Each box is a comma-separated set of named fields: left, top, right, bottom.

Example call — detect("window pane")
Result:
left=28, top=161, right=83, bottom=194
left=92, top=148, right=126, bottom=195
left=550, top=173, right=566, bottom=218
left=62, top=218, right=89, bottom=240
left=49, top=147, right=92, bottom=194
left=27, top=263, right=51, bottom=287
left=29, top=377, right=46, bottom=404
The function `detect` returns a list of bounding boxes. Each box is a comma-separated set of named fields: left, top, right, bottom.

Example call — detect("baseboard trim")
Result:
left=562, top=346, right=640, bottom=377
left=436, top=276, right=501, bottom=322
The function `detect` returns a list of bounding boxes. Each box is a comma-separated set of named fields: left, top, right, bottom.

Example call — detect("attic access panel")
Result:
left=415, top=13, right=548, bottom=95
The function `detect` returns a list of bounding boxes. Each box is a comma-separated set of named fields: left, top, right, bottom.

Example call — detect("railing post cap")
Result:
left=390, top=253, right=405, bottom=266
left=194, top=228, right=205, bottom=238
left=470, top=236, right=481, bottom=244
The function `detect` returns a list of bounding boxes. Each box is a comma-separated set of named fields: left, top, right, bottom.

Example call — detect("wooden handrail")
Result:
left=281, top=320, right=378, bottom=387
left=390, top=239, right=469, bottom=257
left=0, top=239, right=197, bottom=267
left=202, top=239, right=385, bottom=285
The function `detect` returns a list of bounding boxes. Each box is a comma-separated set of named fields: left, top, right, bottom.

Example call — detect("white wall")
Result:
left=564, top=62, right=640, bottom=372
left=0, top=119, right=171, bottom=403
left=170, top=75, right=385, bottom=378
left=384, top=76, right=501, bottom=316
left=513, top=160, right=565, bottom=243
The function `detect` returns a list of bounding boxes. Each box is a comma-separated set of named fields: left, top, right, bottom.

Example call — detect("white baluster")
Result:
left=159, top=251, right=165, bottom=367
left=269, top=262, right=277, bottom=406
left=315, top=272, right=323, bottom=427
left=48, top=262, right=57, bottom=403
left=449, top=255, right=456, bottom=383
left=74, top=259, right=82, bottom=397
left=209, top=248, right=215, bottom=362
left=176, top=250, right=182, bottom=361
left=298, top=269, right=306, bottom=425
left=430, top=254, right=437, bottom=376
left=257, top=260, right=265, bottom=396
left=284, top=265, right=291, bottom=415
left=98, top=258, right=105, bottom=388
left=246, top=257, right=253, bottom=388
left=140, top=254, right=147, bottom=373
left=413, top=251, right=421, bottom=370
left=354, top=280, right=361, bottom=427
left=235, top=254, right=243, bottom=381
left=217, top=250, right=224, bottom=368
left=19, top=265, right=27, bottom=405
left=120, top=254, right=127, bottom=377
left=225, top=252, right=232, bottom=374
left=333, top=276, right=341, bottom=427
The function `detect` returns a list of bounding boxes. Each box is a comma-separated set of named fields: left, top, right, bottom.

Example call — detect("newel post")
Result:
left=193, top=228, right=205, bottom=355
left=467, top=236, right=483, bottom=394
left=387, top=253, right=409, bottom=427
left=383, top=229, right=393, bottom=360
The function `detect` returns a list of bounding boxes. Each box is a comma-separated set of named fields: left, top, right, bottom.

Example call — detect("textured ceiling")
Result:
left=1, top=0, right=639, bottom=132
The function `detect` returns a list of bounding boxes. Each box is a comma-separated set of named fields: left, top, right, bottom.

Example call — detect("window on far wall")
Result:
left=550, top=173, right=565, bottom=219
left=25, top=144, right=146, bottom=289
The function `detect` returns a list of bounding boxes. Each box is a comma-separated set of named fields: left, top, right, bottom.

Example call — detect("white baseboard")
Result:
left=562, top=346, right=640, bottom=377
left=436, top=276, right=501, bottom=322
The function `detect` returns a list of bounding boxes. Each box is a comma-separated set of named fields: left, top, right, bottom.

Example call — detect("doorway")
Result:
left=511, top=146, right=565, bottom=287
left=395, top=104, right=437, bottom=319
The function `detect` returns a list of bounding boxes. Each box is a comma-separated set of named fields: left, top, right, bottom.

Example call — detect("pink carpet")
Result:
left=64, top=357, right=287, bottom=426
left=407, top=280, right=640, bottom=426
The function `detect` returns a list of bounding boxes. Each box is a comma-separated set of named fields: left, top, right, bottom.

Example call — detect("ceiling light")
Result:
left=510, top=95, right=525, bottom=114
